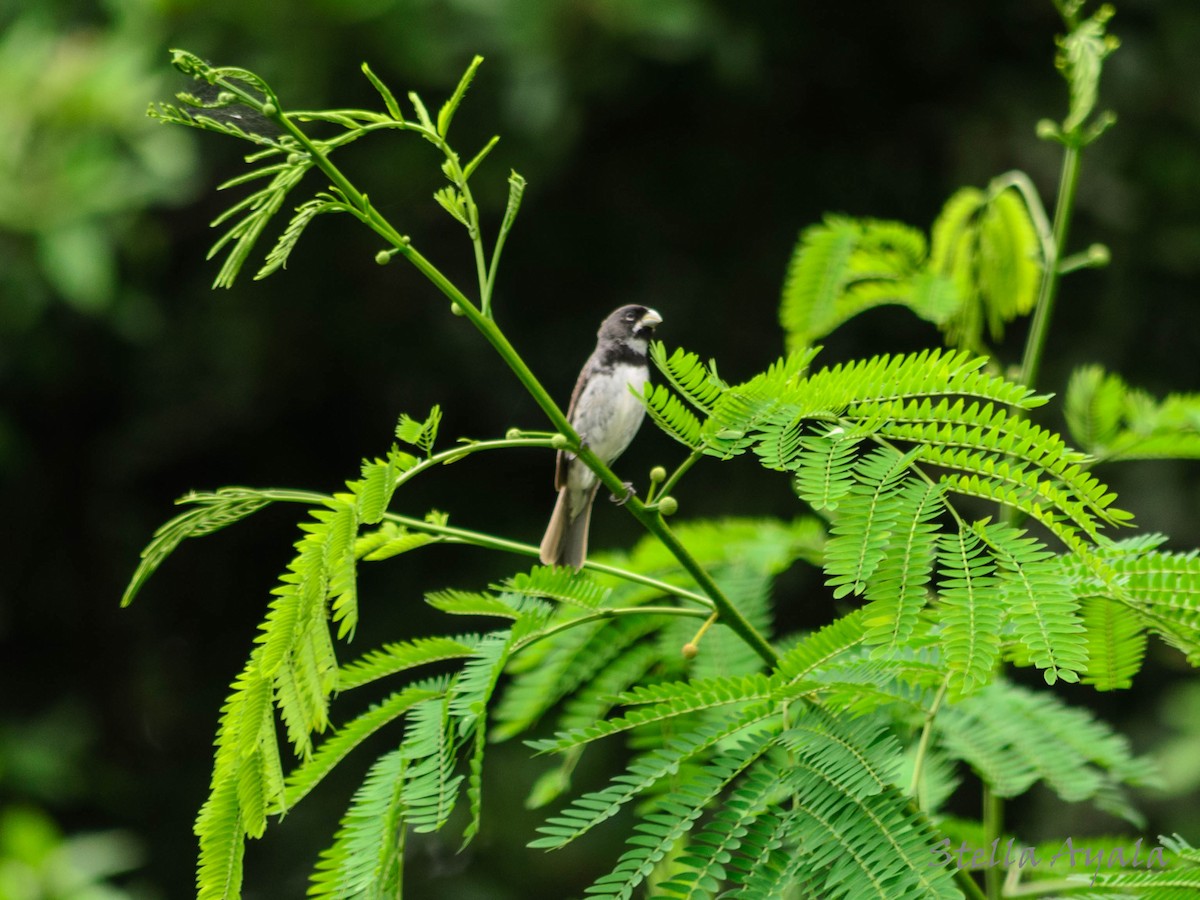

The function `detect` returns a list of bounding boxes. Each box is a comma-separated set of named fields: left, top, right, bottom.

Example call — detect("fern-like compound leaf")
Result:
left=283, top=680, right=448, bottom=809
left=527, top=675, right=777, bottom=756
left=337, top=635, right=480, bottom=691
left=791, top=430, right=861, bottom=510
left=584, top=733, right=780, bottom=898
left=1079, top=596, right=1147, bottom=691
left=936, top=527, right=1003, bottom=698
left=822, top=447, right=918, bottom=598
left=122, top=488, right=274, bottom=607
left=643, top=383, right=705, bottom=449
left=939, top=680, right=1159, bottom=823
left=861, top=481, right=943, bottom=651
left=400, top=695, right=464, bottom=833
left=979, top=521, right=1087, bottom=685
left=649, top=342, right=729, bottom=414
left=307, top=749, right=406, bottom=899
left=530, top=705, right=777, bottom=851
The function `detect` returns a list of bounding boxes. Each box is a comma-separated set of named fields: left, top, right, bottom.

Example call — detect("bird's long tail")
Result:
left=539, top=486, right=597, bottom=571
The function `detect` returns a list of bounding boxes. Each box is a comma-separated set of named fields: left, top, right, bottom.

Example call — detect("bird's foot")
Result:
left=609, top=482, right=636, bottom=506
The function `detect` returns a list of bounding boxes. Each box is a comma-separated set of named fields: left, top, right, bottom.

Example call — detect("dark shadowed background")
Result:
left=3, top=0, right=1200, bottom=896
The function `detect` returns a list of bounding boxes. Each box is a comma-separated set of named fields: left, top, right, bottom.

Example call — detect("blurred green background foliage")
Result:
left=3, top=0, right=1200, bottom=896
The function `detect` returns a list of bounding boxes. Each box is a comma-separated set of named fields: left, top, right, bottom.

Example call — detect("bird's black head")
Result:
left=597, top=305, right=663, bottom=346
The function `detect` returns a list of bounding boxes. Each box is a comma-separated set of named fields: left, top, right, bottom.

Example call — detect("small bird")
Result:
left=539, top=305, right=663, bottom=570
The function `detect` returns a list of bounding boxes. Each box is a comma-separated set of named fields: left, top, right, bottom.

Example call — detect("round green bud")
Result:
left=551, top=433, right=569, bottom=449
left=505, top=428, right=522, bottom=440
left=649, top=466, right=667, bottom=484
left=1035, top=119, right=1059, bottom=140
left=451, top=302, right=466, bottom=317
left=1088, top=243, right=1111, bottom=267
left=261, top=102, right=278, bottom=117
left=658, top=496, right=678, bottom=517
left=374, top=250, right=391, bottom=266
left=681, top=643, right=699, bottom=660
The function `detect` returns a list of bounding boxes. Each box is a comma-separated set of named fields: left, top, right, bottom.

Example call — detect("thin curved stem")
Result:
left=908, top=675, right=950, bottom=802
left=983, top=783, right=1004, bottom=900
left=514, top=605, right=709, bottom=654
left=657, top=447, right=705, bottom=501
left=254, top=487, right=717, bottom=609
left=1017, top=143, right=1082, bottom=393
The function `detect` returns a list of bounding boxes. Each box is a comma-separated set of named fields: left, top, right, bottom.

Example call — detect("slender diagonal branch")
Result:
left=229, top=86, right=780, bottom=667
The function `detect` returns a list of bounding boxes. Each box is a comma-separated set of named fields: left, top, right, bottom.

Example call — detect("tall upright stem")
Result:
left=1017, top=143, right=1082, bottom=392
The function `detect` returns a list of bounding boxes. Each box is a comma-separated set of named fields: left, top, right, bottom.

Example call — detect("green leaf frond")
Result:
left=1079, top=596, right=1147, bottom=691
left=779, top=216, right=960, bottom=352
left=1066, top=364, right=1200, bottom=463
left=256, top=192, right=346, bottom=280
left=761, top=773, right=958, bottom=899
left=400, top=694, right=465, bottom=833
left=195, top=657, right=281, bottom=899
left=644, top=344, right=1127, bottom=550
left=873, top=407, right=1128, bottom=548
left=649, top=342, right=729, bottom=415
left=938, top=680, right=1160, bottom=823
left=283, top=678, right=448, bottom=810
left=934, top=527, right=1004, bottom=698
left=930, top=185, right=1041, bottom=351
left=822, top=446, right=920, bottom=599
left=393, top=405, right=441, bottom=455
left=449, top=631, right=514, bottom=737
left=1067, top=540, right=1200, bottom=665
left=775, top=610, right=869, bottom=681
left=977, top=520, right=1087, bottom=685
left=1080, top=833, right=1200, bottom=897
left=164, top=415, right=464, bottom=899
left=355, top=519, right=439, bottom=561
left=493, top=614, right=663, bottom=742
left=122, top=487, right=274, bottom=607
left=1056, top=4, right=1119, bottom=135
left=308, top=748, right=406, bottom=900
left=207, top=157, right=313, bottom=289
left=257, top=498, right=356, bottom=757
left=642, top=710, right=957, bottom=900
left=497, top=565, right=613, bottom=611
left=788, top=429, right=863, bottom=510
left=526, top=674, right=779, bottom=756
left=337, top=635, right=482, bottom=691
left=530, top=705, right=778, bottom=852
left=813, top=644, right=946, bottom=717
left=861, top=481, right=943, bottom=651
left=585, top=730, right=782, bottom=898
left=436, top=54, right=483, bottom=138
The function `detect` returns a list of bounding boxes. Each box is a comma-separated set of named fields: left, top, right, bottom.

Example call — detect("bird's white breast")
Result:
left=567, top=362, right=649, bottom=495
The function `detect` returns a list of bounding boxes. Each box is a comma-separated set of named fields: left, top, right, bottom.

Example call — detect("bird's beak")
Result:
left=639, top=309, right=663, bottom=329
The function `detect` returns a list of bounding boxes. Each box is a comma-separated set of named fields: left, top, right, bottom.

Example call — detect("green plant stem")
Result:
left=1016, top=142, right=1082, bottom=393
left=657, top=447, right=704, bottom=500
left=983, top=783, right=1004, bottom=900
left=253, top=488, right=715, bottom=609
left=908, top=676, right=950, bottom=802
left=956, top=868, right=989, bottom=900
left=516, top=605, right=709, bottom=653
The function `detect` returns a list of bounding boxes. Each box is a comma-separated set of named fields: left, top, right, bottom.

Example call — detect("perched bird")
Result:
left=539, top=305, right=663, bottom=570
